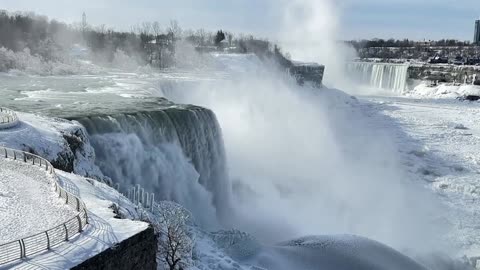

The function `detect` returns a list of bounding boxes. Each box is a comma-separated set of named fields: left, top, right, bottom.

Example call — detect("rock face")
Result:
left=408, top=64, right=480, bottom=84
left=289, top=62, right=325, bottom=87
left=71, top=226, right=157, bottom=270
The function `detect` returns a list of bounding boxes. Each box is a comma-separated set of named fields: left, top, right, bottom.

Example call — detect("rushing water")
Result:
left=74, top=108, right=230, bottom=228
left=347, top=62, right=409, bottom=93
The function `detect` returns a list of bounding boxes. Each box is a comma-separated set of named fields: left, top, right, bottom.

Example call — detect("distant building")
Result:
left=475, top=20, right=480, bottom=45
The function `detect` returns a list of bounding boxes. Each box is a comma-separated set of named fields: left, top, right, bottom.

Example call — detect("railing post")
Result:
left=76, top=197, right=80, bottom=211
left=45, top=231, right=50, bottom=249
left=63, top=223, right=69, bottom=241
left=18, top=240, right=23, bottom=259
left=20, top=240, right=26, bottom=258
left=150, top=193, right=155, bottom=210
left=77, top=215, right=83, bottom=232
left=85, top=209, right=89, bottom=224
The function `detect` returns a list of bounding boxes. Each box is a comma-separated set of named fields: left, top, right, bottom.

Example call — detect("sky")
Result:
left=1, top=0, right=479, bottom=41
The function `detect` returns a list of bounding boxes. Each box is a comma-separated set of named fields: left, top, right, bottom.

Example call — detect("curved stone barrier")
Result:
left=0, top=146, right=89, bottom=265
left=0, top=108, right=19, bottom=129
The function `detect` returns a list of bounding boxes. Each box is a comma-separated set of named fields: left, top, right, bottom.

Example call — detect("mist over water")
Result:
left=159, top=53, right=448, bottom=256
left=279, top=0, right=356, bottom=89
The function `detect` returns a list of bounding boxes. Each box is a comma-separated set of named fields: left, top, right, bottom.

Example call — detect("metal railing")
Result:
left=124, top=184, right=155, bottom=210
left=0, top=146, right=89, bottom=265
left=0, top=108, right=19, bottom=128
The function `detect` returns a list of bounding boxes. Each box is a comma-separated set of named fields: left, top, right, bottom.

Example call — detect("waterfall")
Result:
left=73, top=106, right=231, bottom=228
left=347, top=62, right=409, bottom=93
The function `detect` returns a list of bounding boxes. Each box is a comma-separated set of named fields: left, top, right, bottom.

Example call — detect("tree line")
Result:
left=0, top=10, right=291, bottom=69
left=347, top=39, right=474, bottom=50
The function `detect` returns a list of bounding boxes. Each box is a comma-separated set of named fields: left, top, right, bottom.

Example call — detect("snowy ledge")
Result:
left=0, top=108, right=19, bottom=130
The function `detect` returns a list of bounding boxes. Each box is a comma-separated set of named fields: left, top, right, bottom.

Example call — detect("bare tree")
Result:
left=141, top=22, right=152, bottom=35
left=152, top=21, right=162, bottom=40
left=154, top=202, right=193, bottom=270
left=196, top=28, right=206, bottom=46
left=96, top=24, right=107, bottom=34
left=167, top=20, right=182, bottom=41
left=226, top=32, right=233, bottom=47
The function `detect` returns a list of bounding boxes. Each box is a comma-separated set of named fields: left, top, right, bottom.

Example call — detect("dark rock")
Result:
left=465, top=95, right=480, bottom=101
left=71, top=226, right=157, bottom=270
left=458, top=95, right=480, bottom=101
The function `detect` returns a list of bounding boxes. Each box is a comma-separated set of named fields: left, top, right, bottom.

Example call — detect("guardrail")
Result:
left=0, top=146, right=89, bottom=265
left=124, top=184, right=155, bottom=210
left=0, top=108, right=19, bottom=129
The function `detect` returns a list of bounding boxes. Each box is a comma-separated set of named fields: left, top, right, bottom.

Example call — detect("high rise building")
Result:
left=475, top=20, right=480, bottom=45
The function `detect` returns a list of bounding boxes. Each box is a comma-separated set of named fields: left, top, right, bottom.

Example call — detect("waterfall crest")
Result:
left=74, top=106, right=231, bottom=228
left=347, top=62, right=409, bottom=93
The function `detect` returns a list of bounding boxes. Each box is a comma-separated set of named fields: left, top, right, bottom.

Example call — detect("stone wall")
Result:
left=72, top=226, right=157, bottom=270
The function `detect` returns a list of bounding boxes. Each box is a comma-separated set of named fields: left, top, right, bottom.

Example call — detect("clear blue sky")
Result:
left=1, top=0, right=479, bottom=41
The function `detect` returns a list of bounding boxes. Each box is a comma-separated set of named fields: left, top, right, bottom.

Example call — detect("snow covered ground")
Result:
left=363, top=95, right=480, bottom=258
left=1, top=171, right=148, bottom=269
left=0, top=158, right=76, bottom=244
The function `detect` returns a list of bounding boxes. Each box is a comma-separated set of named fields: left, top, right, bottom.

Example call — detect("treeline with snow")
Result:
left=0, top=10, right=291, bottom=73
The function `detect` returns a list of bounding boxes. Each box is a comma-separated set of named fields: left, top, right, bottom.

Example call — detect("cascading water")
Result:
left=154, top=54, right=446, bottom=253
left=347, top=62, right=409, bottom=93
left=73, top=107, right=231, bottom=228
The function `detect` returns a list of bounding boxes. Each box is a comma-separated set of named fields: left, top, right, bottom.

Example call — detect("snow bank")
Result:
left=406, top=83, right=480, bottom=99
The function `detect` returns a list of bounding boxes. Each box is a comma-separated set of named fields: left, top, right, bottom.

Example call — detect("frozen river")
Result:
left=362, top=95, right=480, bottom=257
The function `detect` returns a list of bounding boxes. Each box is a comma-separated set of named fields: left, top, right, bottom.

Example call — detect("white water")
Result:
left=347, top=62, right=409, bottom=94
left=159, top=54, right=449, bottom=257
left=77, top=109, right=230, bottom=229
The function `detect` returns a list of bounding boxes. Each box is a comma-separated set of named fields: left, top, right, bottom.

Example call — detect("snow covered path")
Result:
left=1, top=172, right=148, bottom=270
left=0, top=158, right=76, bottom=244
left=363, top=96, right=480, bottom=256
